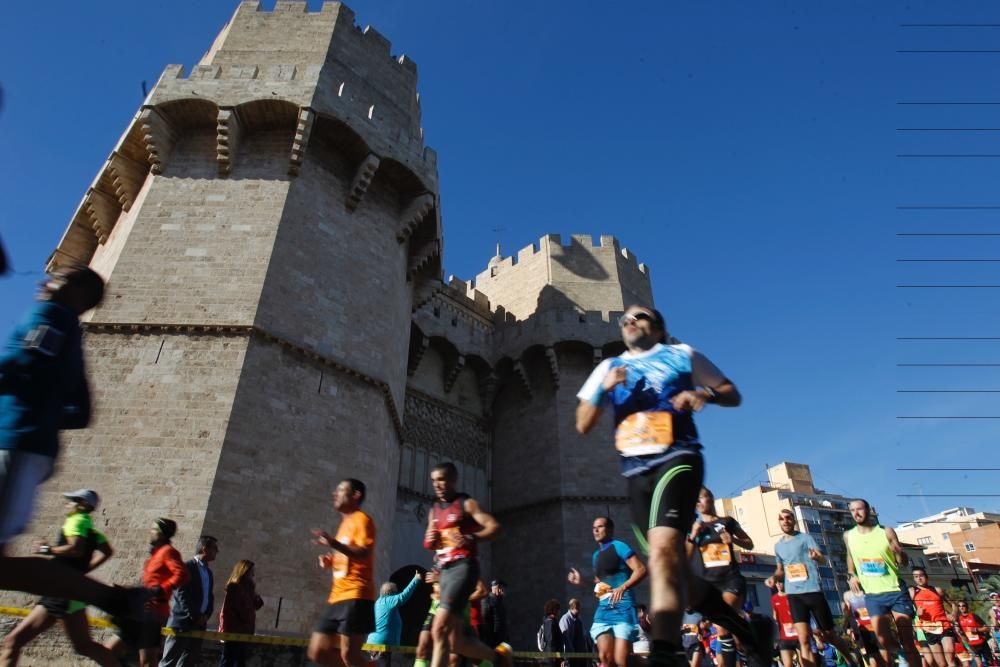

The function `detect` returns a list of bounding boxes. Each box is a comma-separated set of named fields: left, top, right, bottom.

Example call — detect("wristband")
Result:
left=39, top=545, right=51, bottom=555
left=701, top=386, right=718, bottom=403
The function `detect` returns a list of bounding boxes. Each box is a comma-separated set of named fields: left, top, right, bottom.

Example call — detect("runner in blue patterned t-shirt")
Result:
left=576, top=305, right=772, bottom=667
left=568, top=516, right=647, bottom=667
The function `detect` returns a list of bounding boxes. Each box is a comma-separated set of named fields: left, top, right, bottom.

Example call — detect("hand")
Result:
left=808, top=548, right=823, bottom=561
left=424, top=528, right=441, bottom=546
left=602, top=367, right=627, bottom=391
left=764, top=576, right=775, bottom=589
left=312, top=529, right=333, bottom=548
left=318, top=554, right=333, bottom=569
left=31, top=542, right=49, bottom=555
left=610, top=585, right=627, bottom=606
left=567, top=568, right=581, bottom=585
left=718, top=529, right=732, bottom=545
left=670, top=390, right=708, bottom=413
left=413, top=570, right=422, bottom=581
left=847, top=574, right=861, bottom=595
left=455, top=533, right=477, bottom=547
left=424, top=570, right=440, bottom=584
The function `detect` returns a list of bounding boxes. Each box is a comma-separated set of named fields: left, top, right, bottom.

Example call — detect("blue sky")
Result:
left=2, top=1, right=998, bottom=528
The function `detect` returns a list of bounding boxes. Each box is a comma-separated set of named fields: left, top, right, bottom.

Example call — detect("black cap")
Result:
left=154, top=518, right=177, bottom=540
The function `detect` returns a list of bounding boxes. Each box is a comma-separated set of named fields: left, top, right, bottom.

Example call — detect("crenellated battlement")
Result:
left=463, top=233, right=654, bottom=322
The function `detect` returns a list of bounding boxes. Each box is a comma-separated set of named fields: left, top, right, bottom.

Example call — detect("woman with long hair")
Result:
left=218, top=560, right=263, bottom=667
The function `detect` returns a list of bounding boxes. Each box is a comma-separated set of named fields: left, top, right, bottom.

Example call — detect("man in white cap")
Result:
left=0, top=487, right=119, bottom=666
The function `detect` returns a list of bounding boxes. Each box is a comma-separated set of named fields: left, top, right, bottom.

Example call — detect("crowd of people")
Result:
left=2, top=265, right=999, bottom=667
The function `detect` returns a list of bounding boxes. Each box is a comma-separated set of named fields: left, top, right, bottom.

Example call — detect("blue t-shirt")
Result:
left=774, top=532, right=822, bottom=594
left=577, top=344, right=726, bottom=477
left=592, top=539, right=638, bottom=625
left=0, top=301, right=89, bottom=457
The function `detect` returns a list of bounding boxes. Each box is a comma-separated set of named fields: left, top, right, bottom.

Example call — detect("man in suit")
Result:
left=159, top=535, right=219, bottom=667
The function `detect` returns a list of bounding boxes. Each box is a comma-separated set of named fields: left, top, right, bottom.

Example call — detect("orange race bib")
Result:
left=858, top=607, right=870, bottom=622
left=436, top=526, right=461, bottom=556
left=615, top=412, right=673, bottom=455
left=594, top=582, right=613, bottom=601
left=786, top=563, right=808, bottom=583
left=700, top=543, right=731, bottom=568
left=920, top=620, right=943, bottom=634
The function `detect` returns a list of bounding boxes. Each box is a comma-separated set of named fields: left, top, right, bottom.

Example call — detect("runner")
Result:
left=771, top=579, right=802, bottom=667
left=422, top=462, right=510, bottom=667
left=106, top=518, right=188, bottom=667
left=767, top=509, right=856, bottom=667
left=843, top=499, right=920, bottom=667
left=0, top=488, right=118, bottom=667
left=909, top=567, right=959, bottom=667
left=567, top=516, right=648, bottom=667
left=575, top=305, right=771, bottom=667
left=842, top=589, right=884, bottom=667
left=690, top=487, right=753, bottom=667
left=0, top=266, right=150, bottom=631
left=956, top=599, right=993, bottom=667
left=413, top=572, right=482, bottom=667
left=308, top=478, right=376, bottom=667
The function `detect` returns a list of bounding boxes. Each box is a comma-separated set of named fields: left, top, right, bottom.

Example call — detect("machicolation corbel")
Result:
left=345, top=153, right=380, bottom=209
left=140, top=107, right=178, bottom=175
left=397, top=192, right=434, bottom=242
left=512, top=360, right=533, bottom=399
left=107, top=152, right=147, bottom=212
left=83, top=188, right=121, bottom=245
left=545, top=346, right=560, bottom=390
left=443, top=354, right=466, bottom=394
left=288, top=108, right=314, bottom=176
left=216, top=108, right=243, bottom=176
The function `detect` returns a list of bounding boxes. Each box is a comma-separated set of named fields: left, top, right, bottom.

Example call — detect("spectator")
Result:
left=538, top=599, right=563, bottom=667
left=367, top=570, right=422, bottom=667
left=217, top=560, right=263, bottom=667
left=161, top=535, right=219, bottom=666
left=482, top=580, right=508, bottom=647
left=559, top=598, right=588, bottom=667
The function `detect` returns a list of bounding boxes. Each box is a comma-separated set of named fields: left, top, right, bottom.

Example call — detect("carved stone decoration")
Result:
left=139, top=107, right=177, bottom=175
left=512, top=360, right=532, bottom=399
left=407, top=239, right=440, bottom=281
left=346, top=152, right=380, bottom=210
left=288, top=107, right=315, bottom=176
left=545, top=346, right=559, bottom=389
left=84, top=188, right=121, bottom=244
left=397, top=192, right=434, bottom=242
left=402, top=392, right=490, bottom=468
left=107, top=152, right=147, bottom=212
left=443, top=354, right=466, bottom=394
left=216, top=107, right=243, bottom=176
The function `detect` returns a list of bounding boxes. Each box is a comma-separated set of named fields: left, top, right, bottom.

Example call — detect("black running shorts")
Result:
left=438, top=558, right=479, bottom=613
left=788, top=592, right=834, bottom=631
left=314, top=599, right=375, bottom=636
left=627, top=448, right=704, bottom=545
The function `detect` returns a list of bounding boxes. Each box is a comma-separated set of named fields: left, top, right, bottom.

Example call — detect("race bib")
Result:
left=436, top=527, right=463, bottom=558
left=920, top=621, right=943, bottom=634
left=594, top=582, right=613, bottom=601
left=966, top=632, right=979, bottom=642
left=615, top=412, right=673, bottom=455
left=333, top=551, right=348, bottom=579
left=857, top=607, right=870, bottom=622
left=782, top=623, right=797, bottom=639
left=701, top=543, right=731, bottom=568
left=859, top=558, right=888, bottom=577
left=786, top=563, right=808, bottom=583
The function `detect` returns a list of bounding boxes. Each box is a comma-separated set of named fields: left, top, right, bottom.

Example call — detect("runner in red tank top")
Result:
left=770, top=580, right=801, bottom=667
left=909, top=567, right=958, bottom=667
left=955, top=600, right=994, bottom=667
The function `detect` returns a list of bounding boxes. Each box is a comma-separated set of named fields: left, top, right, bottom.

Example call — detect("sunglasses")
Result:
left=618, top=312, right=654, bottom=327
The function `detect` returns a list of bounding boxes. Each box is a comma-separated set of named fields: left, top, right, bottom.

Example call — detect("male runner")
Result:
left=955, top=599, right=993, bottom=667
left=309, top=479, right=376, bottom=667
left=423, top=462, right=510, bottom=667
left=576, top=305, right=771, bottom=667
left=690, top=487, right=753, bottom=667
left=843, top=499, right=920, bottom=667
left=766, top=509, right=855, bottom=667
left=0, top=488, right=118, bottom=667
left=909, top=567, right=958, bottom=667
left=771, top=579, right=801, bottom=667
left=843, top=589, right=884, bottom=667
left=567, top=516, right=647, bottom=667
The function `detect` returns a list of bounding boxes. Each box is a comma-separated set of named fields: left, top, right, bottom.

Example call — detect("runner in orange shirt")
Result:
left=308, top=479, right=376, bottom=667
left=909, top=567, right=958, bottom=667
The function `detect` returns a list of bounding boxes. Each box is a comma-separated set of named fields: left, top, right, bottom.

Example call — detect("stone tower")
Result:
left=27, top=0, right=441, bottom=633
left=12, top=1, right=662, bottom=652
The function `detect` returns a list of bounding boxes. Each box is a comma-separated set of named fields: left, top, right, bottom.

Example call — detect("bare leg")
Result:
left=597, top=633, right=616, bottom=667
left=647, top=526, right=688, bottom=649
left=817, top=629, right=856, bottom=666
left=892, top=614, right=922, bottom=667
left=614, top=638, right=632, bottom=667
left=780, top=649, right=797, bottom=667
left=795, top=623, right=817, bottom=667
left=61, top=612, right=120, bottom=667
left=308, top=632, right=347, bottom=667
left=339, top=633, right=368, bottom=667
left=0, top=606, right=58, bottom=667
left=939, top=636, right=956, bottom=667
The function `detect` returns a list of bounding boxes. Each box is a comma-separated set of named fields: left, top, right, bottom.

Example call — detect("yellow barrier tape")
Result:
left=0, top=606, right=595, bottom=658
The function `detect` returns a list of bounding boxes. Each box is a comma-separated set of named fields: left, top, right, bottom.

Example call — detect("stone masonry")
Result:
left=4, top=1, right=663, bottom=662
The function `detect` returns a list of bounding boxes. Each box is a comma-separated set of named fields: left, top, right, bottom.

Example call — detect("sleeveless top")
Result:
left=845, top=526, right=900, bottom=595
left=913, top=586, right=951, bottom=632
left=431, top=493, right=482, bottom=566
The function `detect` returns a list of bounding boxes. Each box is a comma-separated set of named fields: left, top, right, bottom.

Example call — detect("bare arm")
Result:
left=884, top=526, right=908, bottom=568
left=766, top=561, right=785, bottom=589
left=669, top=379, right=742, bottom=412
left=844, top=534, right=862, bottom=594
left=728, top=522, right=753, bottom=550
left=41, top=535, right=87, bottom=559
left=464, top=497, right=501, bottom=543
left=312, top=527, right=371, bottom=560
left=88, top=541, right=113, bottom=572
left=576, top=366, right=625, bottom=434
left=609, top=553, right=647, bottom=605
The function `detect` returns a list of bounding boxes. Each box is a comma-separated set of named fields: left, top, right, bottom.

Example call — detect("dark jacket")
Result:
left=482, top=594, right=508, bottom=646
left=540, top=615, right=563, bottom=653
left=559, top=610, right=586, bottom=653
left=167, top=557, right=214, bottom=630
left=218, top=579, right=263, bottom=635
